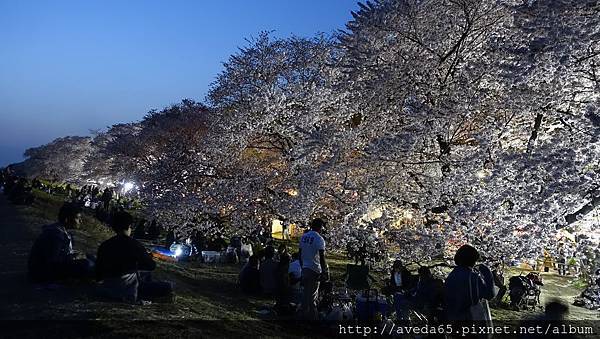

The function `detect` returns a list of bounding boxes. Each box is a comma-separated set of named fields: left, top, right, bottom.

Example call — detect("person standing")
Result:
left=557, top=250, right=567, bottom=276
left=444, top=244, right=494, bottom=323
left=299, top=218, right=328, bottom=321
left=101, top=187, right=113, bottom=211
left=282, top=220, right=291, bottom=241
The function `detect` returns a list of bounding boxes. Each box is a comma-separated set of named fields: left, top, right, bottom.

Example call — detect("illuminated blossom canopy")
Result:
left=15, top=0, right=600, bottom=264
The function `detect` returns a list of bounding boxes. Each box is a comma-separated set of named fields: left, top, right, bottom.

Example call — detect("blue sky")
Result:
left=0, top=0, right=356, bottom=166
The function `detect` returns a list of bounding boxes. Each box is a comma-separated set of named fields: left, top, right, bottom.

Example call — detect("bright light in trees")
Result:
left=476, top=170, right=488, bottom=179
left=122, top=182, right=135, bottom=194
left=20, top=2, right=600, bottom=268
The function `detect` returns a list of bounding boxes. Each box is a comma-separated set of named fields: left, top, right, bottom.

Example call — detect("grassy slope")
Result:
left=1, top=190, right=598, bottom=338
left=1, top=191, right=301, bottom=337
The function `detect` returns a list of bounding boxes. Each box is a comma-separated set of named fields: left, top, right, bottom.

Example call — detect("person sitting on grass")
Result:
left=410, top=266, right=444, bottom=321
left=28, top=202, right=95, bottom=283
left=383, top=260, right=415, bottom=295
left=274, top=252, right=295, bottom=316
left=288, top=252, right=303, bottom=304
left=96, top=211, right=173, bottom=303
left=239, top=255, right=261, bottom=295
left=259, top=245, right=279, bottom=296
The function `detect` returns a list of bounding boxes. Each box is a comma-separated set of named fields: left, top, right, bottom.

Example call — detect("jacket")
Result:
left=444, top=264, right=494, bottom=321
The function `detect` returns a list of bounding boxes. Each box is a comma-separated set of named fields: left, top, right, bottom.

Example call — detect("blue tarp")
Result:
left=152, top=246, right=176, bottom=257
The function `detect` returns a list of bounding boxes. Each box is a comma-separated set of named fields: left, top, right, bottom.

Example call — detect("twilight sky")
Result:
left=0, top=0, right=355, bottom=166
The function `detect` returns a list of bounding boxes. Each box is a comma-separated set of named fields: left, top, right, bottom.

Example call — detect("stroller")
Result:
left=508, top=272, right=543, bottom=310
left=318, top=281, right=354, bottom=322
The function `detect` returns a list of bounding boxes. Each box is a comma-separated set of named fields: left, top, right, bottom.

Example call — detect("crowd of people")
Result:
left=1, top=171, right=167, bottom=241
left=1, top=170, right=132, bottom=217
left=0, top=171, right=575, bottom=327
left=239, top=243, right=303, bottom=315
left=1, top=170, right=35, bottom=205
left=238, top=219, right=326, bottom=318
left=235, top=217, right=567, bottom=328
left=0, top=172, right=185, bottom=304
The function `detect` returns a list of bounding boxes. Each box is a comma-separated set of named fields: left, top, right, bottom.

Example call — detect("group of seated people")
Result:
left=382, top=247, right=511, bottom=322
left=27, top=202, right=173, bottom=303
left=238, top=218, right=329, bottom=319
left=238, top=244, right=303, bottom=315
left=383, top=261, right=445, bottom=321
left=71, top=184, right=109, bottom=209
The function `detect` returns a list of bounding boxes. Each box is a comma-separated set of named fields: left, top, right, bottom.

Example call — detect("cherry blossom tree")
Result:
left=19, top=136, right=93, bottom=183
left=16, top=0, right=600, bottom=266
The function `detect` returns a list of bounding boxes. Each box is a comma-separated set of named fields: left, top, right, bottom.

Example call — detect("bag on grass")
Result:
left=356, top=289, right=388, bottom=322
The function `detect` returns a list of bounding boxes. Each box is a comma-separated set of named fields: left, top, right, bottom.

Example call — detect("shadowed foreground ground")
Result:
left=0, top=192, right=598, bottom=338
left=0, top=193, right=312, bottom=338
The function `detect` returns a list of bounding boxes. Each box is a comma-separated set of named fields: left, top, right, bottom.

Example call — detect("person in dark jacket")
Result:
left=444, top=244, right=494, bottom=322
left=383, top=260, right=415, bottom=295
left=239, top=255, right=261, bottom=295
left=101, top=187, right=113, bottom=210
left=28, top=202, right=94, bottom=283
left=96, top=211, right=173, bottom=303
left=260, top=245, right=279, bottom=295
left=410, top=266, right=444, bottom=321
left=274, top=252, right=296, bottom=315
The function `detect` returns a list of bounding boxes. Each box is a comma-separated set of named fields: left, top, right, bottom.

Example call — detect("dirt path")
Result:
left=538, top=272, right=600, bottom=320
left=0, top=194, right=49, bottom=317
left=488, top=271, right=600, bottom=322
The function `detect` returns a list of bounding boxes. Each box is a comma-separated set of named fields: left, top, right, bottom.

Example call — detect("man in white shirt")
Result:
left=298, top=218, right=329, bottom=320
